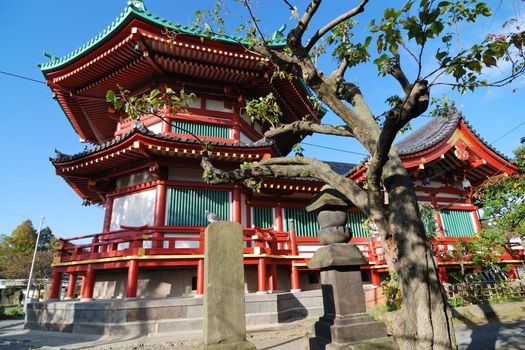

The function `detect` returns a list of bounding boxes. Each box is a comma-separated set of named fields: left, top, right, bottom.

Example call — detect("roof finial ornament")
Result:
left=130, top=119, right=146, bottom=131
left=43, top=51, right=59, bottom=62
left=128, top=0, right=146, bottom=12
left=270, top=24, right=287, bottom=42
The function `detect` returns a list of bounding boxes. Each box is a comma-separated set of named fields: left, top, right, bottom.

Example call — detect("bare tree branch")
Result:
left=264, top=120, right=354, bottom=138
left=388, top=63, right=412, bottom=95
left=201, top=153, right=369, bottom=212
left=296, top=0, right=323, bottom=39
left=367, top=80, right=430, bottom=190
left=305, top=0, right=369, bottom=52
left=281, top=0, right=295, bottom=11
left=331, top=57, right=350, bottom=81
left=242, top=0, right=268, bottom=42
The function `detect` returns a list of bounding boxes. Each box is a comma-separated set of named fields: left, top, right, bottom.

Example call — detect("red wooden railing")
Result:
left=55, top=227, right=523, bottom=266
left=293, top=235, right=523, bottom=267
left=55, top=226, right=298, bottom=263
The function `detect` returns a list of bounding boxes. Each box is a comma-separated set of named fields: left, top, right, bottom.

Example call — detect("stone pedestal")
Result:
left=201, top=222, right=256, bottom=350
left=308, top=244, right=395, bottom=349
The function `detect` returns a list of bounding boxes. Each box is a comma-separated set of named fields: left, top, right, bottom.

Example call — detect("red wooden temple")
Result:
left=41, top=1, right=523, bottom=301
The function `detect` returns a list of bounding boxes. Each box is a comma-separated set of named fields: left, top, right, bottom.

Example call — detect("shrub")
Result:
left=381, top=272, right=402, bottom=311
left=448, top=296, right=468, bottom=308
left=5, top=307, right=24, bottom=318
left=0, top=287, right=19, bottom=305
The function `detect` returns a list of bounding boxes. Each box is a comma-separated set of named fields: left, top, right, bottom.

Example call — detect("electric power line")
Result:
left=302, top=142, right=368, bottom=156
left=0, top=94, right=49, bottom=120
left=0, top=207, right=26, bottom=218
left=491, top=120, right=525, bottom=144
left=0, top=69, right=46, bottom=84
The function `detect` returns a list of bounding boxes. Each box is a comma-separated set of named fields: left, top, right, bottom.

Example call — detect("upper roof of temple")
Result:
left=39, top=0, right=286, bottom=72
left=39, top=0, right=322, bottom=147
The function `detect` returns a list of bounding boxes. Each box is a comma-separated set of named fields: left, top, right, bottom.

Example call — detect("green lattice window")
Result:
left=283, top=208, right=319, bottom=237
left=165, top=188, right=230, bottom=226
left=252, top=207, right=274, bottom=228
left=440, top=210, right=476, bottom=237
left=348, top=211, right=368, bottom=237
left=171, top=120, right=229, bottom=138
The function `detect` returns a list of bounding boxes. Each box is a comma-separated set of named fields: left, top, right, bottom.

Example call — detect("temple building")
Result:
left=41, top=1, right=522, bottom=301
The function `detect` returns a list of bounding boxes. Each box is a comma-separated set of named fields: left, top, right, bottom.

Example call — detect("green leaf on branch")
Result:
left=244, top=93, right=282, bottom=129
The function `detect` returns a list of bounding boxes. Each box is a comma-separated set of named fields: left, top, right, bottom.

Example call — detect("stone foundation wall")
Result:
left=26, top=290, right=324, bottom=336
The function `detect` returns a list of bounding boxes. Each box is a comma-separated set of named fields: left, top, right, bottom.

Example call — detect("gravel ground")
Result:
left=86, top=318, right=316, bottom=350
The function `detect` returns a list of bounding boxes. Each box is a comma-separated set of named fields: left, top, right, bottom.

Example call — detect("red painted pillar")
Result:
left=431, top=196, right=445, bottom=237
left=82, top=265, right=95, bottom=300
left=161, top=116, right=171, bottom=134
left=196, top=259, right=205, bottom=297
left=275, top=206, right=283, bottom=231
left=80, top=275, right=86, bottom=298
left=65, top=273, right=77, bottom=299
left=153, top=182, right=167, bottom=248
left=246, top=204, right=252, bottom=228
left=437, top=266, right=449, bottom=283
left=435, top=210, right=445, bottom=237
left=291, top=264, right=301, bottom=293
left=268, top=263, right=278, bottom=292
left=91, top=235, right=99, bottom=254
left=472, top=210, right=482, bottom=232
left=371, top=269, right=381, bottom=286
left=289, top=229, right=298, bottom=256
left=232, top=186, right=242, bottom=223
left=232, top=109, right=241, bottom=143
left=289, top=227, right=301, bottom=292
left=507, top=265, right=517, bottom=280
left=126, top=260, right=139, bottom=298
left=103, top=196, right=114, bottom=232
left=49, top=269, right=62, bottom=300
left=232, top=126, right=240, bottom=142
left=257, top=258, right=267, bottom=294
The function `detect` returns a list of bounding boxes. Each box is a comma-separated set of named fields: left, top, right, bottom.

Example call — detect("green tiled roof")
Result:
left=39, top=0, right=286, bottom=72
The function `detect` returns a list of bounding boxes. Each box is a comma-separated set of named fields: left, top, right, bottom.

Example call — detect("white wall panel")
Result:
left=110, top=189, right=155, bottom=231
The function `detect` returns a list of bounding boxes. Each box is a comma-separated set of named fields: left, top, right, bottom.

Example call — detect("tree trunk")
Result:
left=379, top=157, right=457, bottom=350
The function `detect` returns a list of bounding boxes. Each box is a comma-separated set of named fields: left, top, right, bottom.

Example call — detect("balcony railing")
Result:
left=55, top=226, right=297, bottom=264
left=55, top=227, right=524, bottom=267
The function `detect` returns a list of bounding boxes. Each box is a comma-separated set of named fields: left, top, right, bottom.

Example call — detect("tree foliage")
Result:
left=448, top=229, right=508, bottom=279
left=0, top=220, right=56, bottom=286
left=476, top=146, right=525, bottom=236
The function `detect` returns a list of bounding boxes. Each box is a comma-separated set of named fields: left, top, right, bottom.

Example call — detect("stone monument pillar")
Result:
left=202, top=221, right=256, bottom=350
left=306, top=186, right=394, bottom=349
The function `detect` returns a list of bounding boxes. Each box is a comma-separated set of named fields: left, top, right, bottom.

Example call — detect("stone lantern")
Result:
left=306, top=185, right=393, bottom=349
left=305, top=185, right=352, bottom=245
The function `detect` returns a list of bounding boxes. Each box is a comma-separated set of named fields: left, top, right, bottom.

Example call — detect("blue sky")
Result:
left=0, top=0, right=523, bottom=238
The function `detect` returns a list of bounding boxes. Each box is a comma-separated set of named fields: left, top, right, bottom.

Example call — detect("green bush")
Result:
left=448, top=296, right=469, bottom=308
left=5, top=307, right=24, bottom=318
left=0, top=306, right=25, bottom=319
left=381, top=272, right=402, bottom=311
left=0, top=287, right=20, bottom=305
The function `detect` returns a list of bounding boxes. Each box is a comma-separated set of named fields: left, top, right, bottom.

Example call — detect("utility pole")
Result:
left=25, top=216, right=44, bottom=310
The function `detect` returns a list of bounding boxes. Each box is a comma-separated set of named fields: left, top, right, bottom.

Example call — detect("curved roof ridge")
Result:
left=39, top=1, right=286, bottom=72
left=395, top=108, right=462, bottom=155
left=460, top=116, right=513, bottom=162
left=39, top=4, right=134, bottom=71
left=50, top=123, right=277, bottom=164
